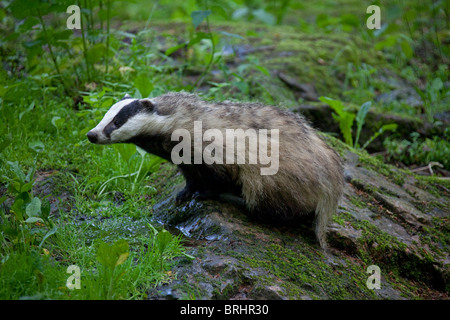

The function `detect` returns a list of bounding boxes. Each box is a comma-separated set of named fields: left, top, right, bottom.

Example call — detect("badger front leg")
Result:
left=175, top=164, right=238, bottom=203
left=175, top=165, right=217, bottom=203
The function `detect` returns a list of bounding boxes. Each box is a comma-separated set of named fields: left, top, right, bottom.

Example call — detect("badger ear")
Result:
left=140, top=98, right=154, bottom=112
left=121, top=93, right=131, bottom=100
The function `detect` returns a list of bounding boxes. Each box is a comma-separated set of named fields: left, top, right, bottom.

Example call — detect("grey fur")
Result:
left=88, top=92, right=344, bottom=248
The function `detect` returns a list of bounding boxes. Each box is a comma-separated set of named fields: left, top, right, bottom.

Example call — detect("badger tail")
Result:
left=314, top=195, right=339, bottom=249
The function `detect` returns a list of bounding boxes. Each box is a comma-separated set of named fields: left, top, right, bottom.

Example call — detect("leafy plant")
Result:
left=0, top=160, right=56, bottom=252
left=96, top=144, right=163, bottom=197
left=415, top=71, right=449, bottom=122
left=96, top=239, right=130, bottom=299
left=354, top=101, right=371, bottom=149
left=320, top=97, right=398, bottom=150
left=147, top=224, right=193, bottom=271
left=319, top=96, right=355, bottom=146
left=232, top=2, right=277, bottom=25
left=384, top=129, right=450, bottom=170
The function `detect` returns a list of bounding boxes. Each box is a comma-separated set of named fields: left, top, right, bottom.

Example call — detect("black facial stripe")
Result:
left=104, top=121, right=115, bottom=138
left=115, top=100, right=142, bottom=125
left=102, top=100, right=142, bottom=138
left=102, top=99, right=158, bottom=138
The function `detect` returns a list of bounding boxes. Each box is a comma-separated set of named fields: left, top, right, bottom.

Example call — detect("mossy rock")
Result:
left=115, top=20, right=449, bottom=300
left=148, top=141, right=448, bottom=299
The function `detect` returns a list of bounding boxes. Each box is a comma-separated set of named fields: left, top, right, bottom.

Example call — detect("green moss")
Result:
left=319, top=133, right=351, bottom=158
left=333, top=211, right=353, bottom=226
left=234, top=236, right=377, bottom=299
left=348, top=218, right=447, bottom=292
left=414, top=175, right=450, bottom=199
left=358, top=151, right=407, bottom=186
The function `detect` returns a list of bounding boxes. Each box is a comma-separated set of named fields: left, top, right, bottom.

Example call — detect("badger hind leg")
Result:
left=245, top=195, right=336, bottom=249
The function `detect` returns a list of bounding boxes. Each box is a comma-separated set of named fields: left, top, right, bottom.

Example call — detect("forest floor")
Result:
left=0, top=1, right=448, bottom=299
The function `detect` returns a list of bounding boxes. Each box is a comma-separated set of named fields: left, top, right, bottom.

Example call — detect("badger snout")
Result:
left=87, top=131, right=98, bottom=143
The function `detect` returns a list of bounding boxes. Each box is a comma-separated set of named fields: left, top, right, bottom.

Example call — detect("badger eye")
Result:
left=113, top=119, right=120, bottom=126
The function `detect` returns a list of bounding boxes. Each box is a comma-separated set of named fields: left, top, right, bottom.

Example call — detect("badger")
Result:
left=87, top=92, right=344, bottom=248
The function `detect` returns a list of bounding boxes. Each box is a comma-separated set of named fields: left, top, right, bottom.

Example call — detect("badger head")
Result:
left=87, top=94, right=167, bottom=145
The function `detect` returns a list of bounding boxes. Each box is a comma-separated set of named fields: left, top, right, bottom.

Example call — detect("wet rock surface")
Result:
left=149, top=148, right=449, bottom=300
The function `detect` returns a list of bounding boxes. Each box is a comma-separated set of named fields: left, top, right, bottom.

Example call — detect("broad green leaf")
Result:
left=25, top=166, right=36, bottom=185
left=16, top=192, right=31, bottom=205
left=165, top=43, right=186, bottom=56
left=157, top=230, right=172, bottom=255
left=354, top=101, right=372, bottom=148
left=380, top=123, right=398, bottom=132
left=320, top=96, right=354, bottom=146
left=7, top=181, right=20, bottom=194
left=112, top=239, right=130, bottom=265
left=97, top=241, right=115, bottom=269
left=191, top=10, right=211, bottom=29
left=134, top=73, right=154, bottom=98
left=374, top=35, right=397, bottom=50
left=11, top=198, right=24, bottom=221
left=431, top=78, right=443, bottom=91
left=356, top=101, right=371, bottom=127
left=24, top=217, right=44, bottom=224
left=20, top=182, right=33, bottom=193
left=113, top=143, right=136, bottom=163
left=115, top=252, right=129, bottom=267
left=26, top=197, right=41, bottom=217
left=7, top=161, right=26, bottom=183
left=97, top=240, right=130, bottom=270
left=254, top=65, right=270, bottom=76
left=187, top=32, right=210, bottom=47
left=51, top=116, right=65, bottom=130
left=0, top=134, right=12, bottom=153
left=319, top=96, right=345, bottom=115
left=232, top=7, right=249, bottom=20
left=28, top=141, right=45, bottom=153
left=252, top=8, right=276, bottom=25
left=340, top=112, right=355, bottom=147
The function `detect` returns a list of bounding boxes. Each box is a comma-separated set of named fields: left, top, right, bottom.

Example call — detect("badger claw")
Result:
left=175, top=187, right=217, bottom=205
left=175, top=187, right=194, bottom=204
left=192, top=190, right=217, bottom=200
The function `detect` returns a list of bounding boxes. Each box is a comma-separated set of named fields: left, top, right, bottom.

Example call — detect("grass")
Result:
left=0, top=0, right=448, bottom=299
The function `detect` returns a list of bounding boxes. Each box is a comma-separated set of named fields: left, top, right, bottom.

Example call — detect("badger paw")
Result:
left=192, top=190, right=218, bottom=201
left=175, top=187, right=217, bottom=204
left=175, top=187, right=195, bottom=204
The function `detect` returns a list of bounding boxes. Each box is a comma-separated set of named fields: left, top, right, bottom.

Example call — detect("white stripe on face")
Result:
left=90, top=98, right=138, bottom=144
left=110, top=112, right=174, bottom=142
